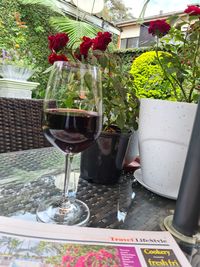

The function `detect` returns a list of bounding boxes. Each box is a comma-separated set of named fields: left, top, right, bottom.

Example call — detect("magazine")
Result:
left=0, top=216, right=191, bottom=267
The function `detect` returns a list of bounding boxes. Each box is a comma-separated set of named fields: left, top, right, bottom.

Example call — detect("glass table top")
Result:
left=0, top=147, right=175, bottom=229
left=0, top=147, right=199, bottom=266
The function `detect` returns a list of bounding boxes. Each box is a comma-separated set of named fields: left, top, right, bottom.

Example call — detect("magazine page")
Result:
left=0, top=216, right=191, bottom=267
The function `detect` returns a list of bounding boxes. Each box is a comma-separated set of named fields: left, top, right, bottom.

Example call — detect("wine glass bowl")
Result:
left=36, top=61, right=102, bottom=225
left=43, top=108, right=101, bottom=154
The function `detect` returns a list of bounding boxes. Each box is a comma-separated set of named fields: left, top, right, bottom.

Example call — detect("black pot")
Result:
left=80, top=131, right=131, bottom=185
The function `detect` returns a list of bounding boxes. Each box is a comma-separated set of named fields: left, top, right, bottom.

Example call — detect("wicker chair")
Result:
left=0, top=97, right=51, bottom=153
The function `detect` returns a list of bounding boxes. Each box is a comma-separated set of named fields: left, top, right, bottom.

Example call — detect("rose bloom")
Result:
left=184, top=5, right=200, bottom=16
left=48, top=53, right=68, bottom=64
left=75, top=36, right=93, bottom=60
left=93, top=32, right=112, bottom=51
left=48, top=33, right=69, bottom=52
left=148, top=19, right=171, bottom=37
left=80, top=36, right=93, bottom=57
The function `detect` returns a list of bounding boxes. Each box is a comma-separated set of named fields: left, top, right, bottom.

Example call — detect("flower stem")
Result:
left=188, top=23, right=200, bottom=102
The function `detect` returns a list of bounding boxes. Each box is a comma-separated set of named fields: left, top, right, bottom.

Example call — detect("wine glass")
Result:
left=36, top=61, right=102, bottom=225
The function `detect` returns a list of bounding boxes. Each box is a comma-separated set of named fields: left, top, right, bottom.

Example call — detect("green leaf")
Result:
left=61, top=97, right=73, bottom=108
left=50, top=17, right=99, bottom=48
left=98, top=55, right=108, bottom=69
left=167, top=15, right=179, bottom=26
left=189, top=15, right=200, bottom=22
left=116, top=112, right=126, bottom=130
left=193, top=92, right=200, bottom=100
left=34, top=26, right=45, bottom=33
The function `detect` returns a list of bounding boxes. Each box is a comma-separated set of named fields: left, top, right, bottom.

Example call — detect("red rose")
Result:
left=92, top=32, right=112, bottom=51
left=148, top=19, right=171, bottom=37
left=48, top=33, right=69, bottom=52
left=184, top=5, right=200, bottom=16
left=48, top=53, right=68, bottom=64
left=74, top=36, right=93, bottom=61
left=80, top=36, right=93, bottom=57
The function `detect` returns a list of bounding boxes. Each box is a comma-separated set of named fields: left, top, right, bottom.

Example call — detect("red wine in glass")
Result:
left=43, top=108, right=102, bottom=154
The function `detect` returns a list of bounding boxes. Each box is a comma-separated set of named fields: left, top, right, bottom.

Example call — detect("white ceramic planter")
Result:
left=0, top=79, right=39, bottom=99
left=0, top=65, right=35, bottom=81
left=138, top=98, right=197, bottom=199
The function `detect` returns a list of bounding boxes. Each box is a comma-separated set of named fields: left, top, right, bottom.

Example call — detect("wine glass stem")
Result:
left=63, top=154, right=73, bottom=199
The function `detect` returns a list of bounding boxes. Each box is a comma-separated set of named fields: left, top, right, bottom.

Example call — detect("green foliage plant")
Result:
left=130, top=51, right=177, bottom=100
left=0, top=10, right=36, bottom=70
left=0, top=15, right=37, bottom=73
left=0, top=0, right=61, bottom=98
left=147, top=5, right=200, bottom=103
left=18, top=0, right=64, bottom=15
left=18, top=0, right=101, bottom=47
left=100, top=52, right=139, bottom=132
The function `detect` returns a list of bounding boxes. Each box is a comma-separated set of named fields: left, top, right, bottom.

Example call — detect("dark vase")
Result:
left=80, top=131, right=131, bottom=185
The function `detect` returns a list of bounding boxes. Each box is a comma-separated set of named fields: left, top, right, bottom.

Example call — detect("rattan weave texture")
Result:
left=0, top=97, right=51, bottom=153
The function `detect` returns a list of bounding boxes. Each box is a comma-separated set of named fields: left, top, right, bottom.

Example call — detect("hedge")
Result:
left=114, top=47, right=153, bottom=70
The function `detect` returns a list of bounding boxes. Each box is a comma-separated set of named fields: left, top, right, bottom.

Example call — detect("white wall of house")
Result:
left=119, top=24, right=140, bottom=48
left=120, top=25, right=140, bottom=39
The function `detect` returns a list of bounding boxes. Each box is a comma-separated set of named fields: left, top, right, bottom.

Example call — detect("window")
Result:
left=120, top=37, right=139, bottom=49
left=120, top=39, right=127, bottom=49
left=139, top=24, right=155, bottom=47
left=127, top=37, right=139, bottom=48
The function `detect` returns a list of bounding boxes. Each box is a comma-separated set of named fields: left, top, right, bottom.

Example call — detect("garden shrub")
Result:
left=130, top=51, right=177, bottom=100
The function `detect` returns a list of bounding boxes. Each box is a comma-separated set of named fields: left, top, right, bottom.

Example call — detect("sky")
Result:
left=123, top=0, right=200, bottom=18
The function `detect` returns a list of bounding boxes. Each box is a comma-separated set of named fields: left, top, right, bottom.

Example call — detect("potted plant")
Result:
left=0, top=48, right=39, bottom=99
left=0, top=12, right=39, bottom=99
left=0, top=48, right=35, bottom=80
left=46, top=32, right=139, bottom=184
left=132, top=5, right=200, bottom=199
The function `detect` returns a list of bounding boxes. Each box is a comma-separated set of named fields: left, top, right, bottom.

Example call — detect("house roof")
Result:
left=116, top=10, right=185, bottom=27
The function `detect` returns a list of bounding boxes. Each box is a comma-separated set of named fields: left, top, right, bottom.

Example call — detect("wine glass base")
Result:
left=36, top=197, right=90, bottom=226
